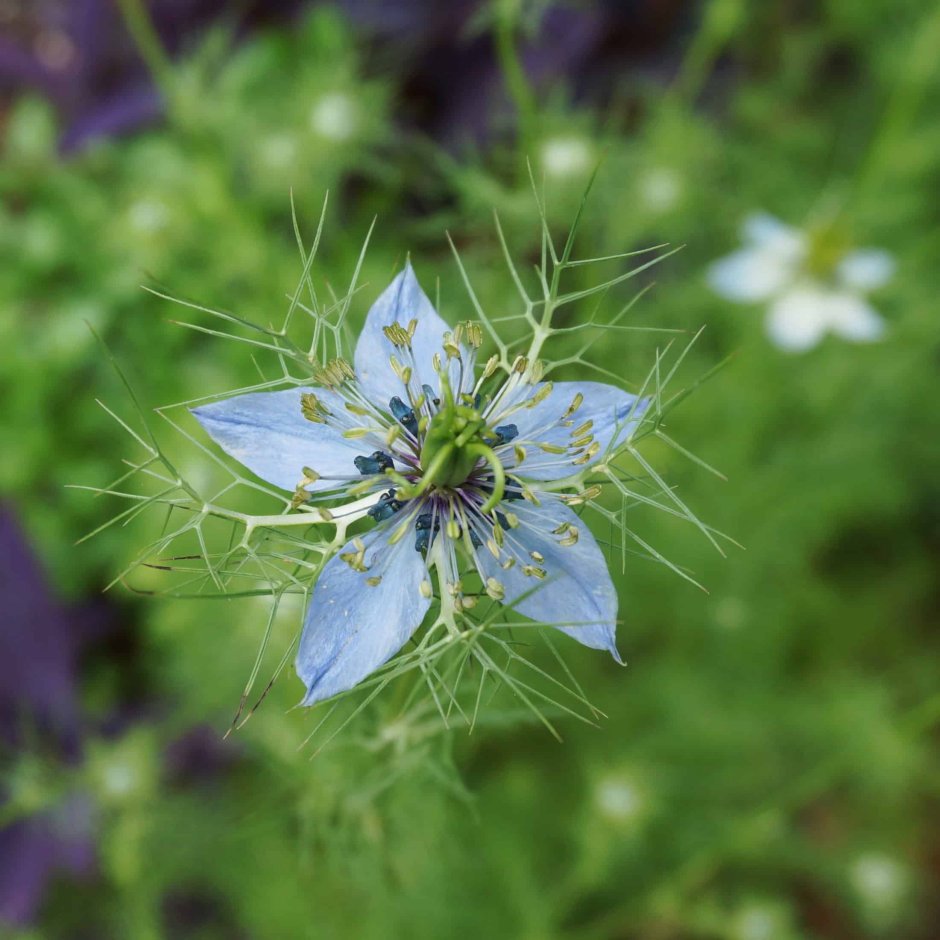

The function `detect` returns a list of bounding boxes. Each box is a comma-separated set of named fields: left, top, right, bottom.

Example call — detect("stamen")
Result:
left=485, top=577, right=505, bottom=600
left=301, top=392, right=330, bottom=423
left=367, top=489, right=406, bottom=522
left=493, top=424, right=518, bottom=445
left=525, top=382, right=553, bottom=408
left=389, top=396, right=418, bottom=436
left=354, top=451, right=394, bottom=475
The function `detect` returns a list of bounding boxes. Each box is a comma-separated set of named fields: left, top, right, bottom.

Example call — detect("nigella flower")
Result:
left=708, top=213, right=894, bottom=352
left=192, top=265, right=648, bottom=705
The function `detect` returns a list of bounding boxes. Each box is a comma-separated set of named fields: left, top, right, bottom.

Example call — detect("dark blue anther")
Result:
left=367, top=488, right=405, bottom=522
left=414, top=527, right=431, bottom=553
left=469, top=529, right=482, bottom=548
left=389, top=396, right=418, bottom=436
left=495, top=511, right=510, bottom=530
left=494, top=424, right=518, bottom=445
left=422, top=384, right=441, bottom=408
left=354, top=451, right=394, bottom=475
left=473, top=393, right=482, bottom=410
left=414, top=511, right=439, bottom=553
left=502, top=481, right=524, bottom=502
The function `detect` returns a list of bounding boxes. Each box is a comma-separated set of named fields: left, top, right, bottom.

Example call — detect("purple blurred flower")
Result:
left=0, top=505, right=108, bottom=926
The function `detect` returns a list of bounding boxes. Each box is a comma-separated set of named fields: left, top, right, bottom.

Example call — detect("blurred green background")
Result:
left=1, top=1, right=939, bottom=937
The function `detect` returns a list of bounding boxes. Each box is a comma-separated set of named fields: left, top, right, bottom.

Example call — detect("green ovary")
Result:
left=419, top=403, right=487, bottom=489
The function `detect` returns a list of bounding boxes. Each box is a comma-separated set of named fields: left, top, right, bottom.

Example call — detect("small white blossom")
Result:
left=309, top=92, right=358, bottom=142
left=540, top=136, right=593, bottom=178
left=708, top=213, right=894, bottom=352
left=639, top=167, right=682, bottom=213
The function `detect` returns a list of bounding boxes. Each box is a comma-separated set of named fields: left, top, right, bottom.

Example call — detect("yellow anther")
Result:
left=301, top=466, right=320, bottom=483
left=366, top=576, right=382, bottom=587
left=559, top=526, right=579, bottom=547
left=562, top=392, right=584, bottom=419
left=419, top=579, right=433, bottom=599
left=520, top=486, right=541, bottom=506
left=572, top=441, right=601, bottom=464
left=486, top=538, right=500, bottom=559
left=340, top=549, right=368, bottom=572
left=483, top=355, right=500, bottom=378
left=485, top=577, right=505, bottom=600
left=300, top=392, right=329, bottom=423
left=572, top=419, right=594, bottom=437
left=526, top=382, right=553, bottom=408
left=522, top=565, right=546, bottom=579
left=383, top=322, right=413, bottom=348
left=385, top=424, right=402, bottom=448
left=503, top=511, right=520, bottom=528
left=342, top=428, right=372, bottom=440
left=290, top=487, right=310, bottom=509
left=388, top=518, right=412, bottom=545
left=529, top=550, right=544, bottom=563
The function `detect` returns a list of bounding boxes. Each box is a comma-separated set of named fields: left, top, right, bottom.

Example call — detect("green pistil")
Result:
left=416, top=378, right=506, bottom=509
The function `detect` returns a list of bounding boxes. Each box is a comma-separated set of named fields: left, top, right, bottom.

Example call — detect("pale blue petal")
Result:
left=478, top=497, right=621, bottom=659
left=496, top=380, right=649, bottom=481
left=296, top=525, right=431, bottom=705
left=191, top=388, right=364, bottom=492
left=354, top=263, right=453, bottom=406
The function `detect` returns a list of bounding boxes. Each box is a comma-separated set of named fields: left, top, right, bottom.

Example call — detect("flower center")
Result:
left=419, top=402, right=488, bottom=489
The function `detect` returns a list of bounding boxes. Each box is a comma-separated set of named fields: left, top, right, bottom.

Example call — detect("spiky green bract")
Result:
left=80, top=188, right=727, bottom=743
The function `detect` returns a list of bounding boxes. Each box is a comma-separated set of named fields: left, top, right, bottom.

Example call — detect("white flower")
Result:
left=309, top=92, right=358, bottom=142
left=639, top=167, right=682, bottom=214
left=708, top=213, right=894, bottom=352
left=540, top=136, right=593, bottom=178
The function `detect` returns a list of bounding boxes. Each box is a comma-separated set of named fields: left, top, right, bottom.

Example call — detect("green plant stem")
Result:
left=114, top=0, right=174, bottom=99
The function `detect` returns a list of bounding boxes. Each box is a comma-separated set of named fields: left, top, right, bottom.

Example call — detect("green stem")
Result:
left=850, top=4, right=940, bottom=211
left=114, top=0, right=174, bottom=99
left=494, top=0, right=538, bottom=170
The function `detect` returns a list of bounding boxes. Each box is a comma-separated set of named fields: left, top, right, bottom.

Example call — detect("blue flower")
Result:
left=192, top=265, right=649, bottom=705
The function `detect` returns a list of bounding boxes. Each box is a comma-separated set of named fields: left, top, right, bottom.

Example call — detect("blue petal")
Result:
left=496, top=380, right=649, bottom=481
left=296, top=525, right=432, bottom=705
left=477, top=497, right=621, bottom=660
left=354, top=263, right=451, bottom=405
left=191, top=388, right=364, bottom=492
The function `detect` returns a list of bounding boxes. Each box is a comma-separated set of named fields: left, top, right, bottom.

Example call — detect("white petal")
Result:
left=742, top=213, right=800, bottom=249
left=707, top=247, right=796, bottom=303
left=837, top=249, right=895, bottom=292
left=765, top=287, right=831, bottom=352
left=827, top=293, right=886, bottom=343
